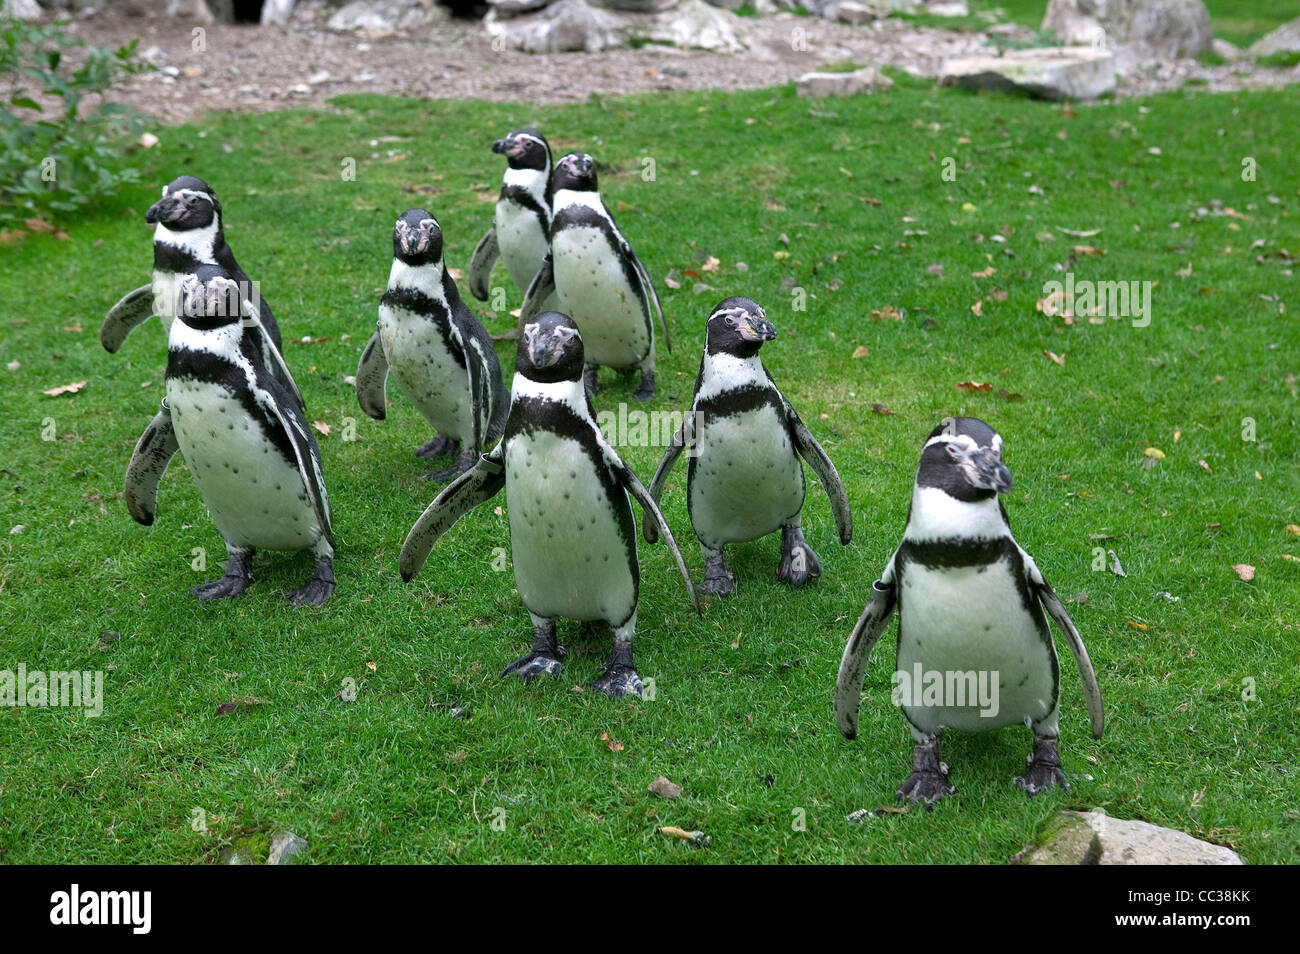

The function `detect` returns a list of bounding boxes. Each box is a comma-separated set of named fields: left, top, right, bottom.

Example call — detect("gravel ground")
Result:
left=43, top=5, right=1300, bottom=123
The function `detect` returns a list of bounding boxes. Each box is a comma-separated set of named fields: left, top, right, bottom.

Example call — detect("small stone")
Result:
left=648, top=775, right=682, bottom=798
left=1019, top=810, right=1243, bottom=865
left=267, top=832, right=308, bottom=865
left=795, top=66, right=894, bottom=98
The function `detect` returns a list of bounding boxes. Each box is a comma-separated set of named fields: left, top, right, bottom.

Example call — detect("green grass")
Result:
left=1, top=80, right=1298, bottom=864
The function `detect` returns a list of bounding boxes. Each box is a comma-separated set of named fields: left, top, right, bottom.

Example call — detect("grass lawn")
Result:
left=1, top=77, right=1297, bottom=864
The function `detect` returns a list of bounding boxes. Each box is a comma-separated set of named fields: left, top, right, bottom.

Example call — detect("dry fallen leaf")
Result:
left=215, top=697, right=270, bottom=716
left=664, top=274, right=681, bottom=290
left=1108, top=550, right=1127, bottom=577
left=1232, top=564, right=1255, bottom=582
left=1280, top=553, right=1299, bottom=564
left=700, top=256, right=720, bottom=273
left=871, top=403, right=894, bottom=415
left=1285, top=525, right=1300, bottom=536
left=971, top=300, right=983, bottom=317
left=1144, top=447, right=1165, bottom=459
left=1072, top=245, right=1105, bottom=256
left=851, top=346, right=869, bottom=359
left=870, top=305, right=903, bottom=321
left=44, top=380, right=87, bottom=397
left=658, top=826, right=709, bottom=846
left=1127, top=621, right=1149, bottom=631
left=1198, top=459, right=1213, bottom=474
left=971, top=266, right=997, bottom=278
left=312, top=421, right=331, bottom=437
left=1044, top=350, right=1065, bottom=366
left=956, top=381, right=993, bottom=393
left=648, top=776, right=682, bottom=798
left=600, top=732, right=624, bottom=753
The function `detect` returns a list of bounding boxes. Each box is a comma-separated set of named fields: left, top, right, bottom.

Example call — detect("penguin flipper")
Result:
left=834, top=569, right=898, bottom=740
left=101, top=285, right=155, bottom=353
left=399, top=447, right=505, bottom=582
left=787, top=407, right=853, bottom=545
left=628, top=246, right=668, bottom=353
left=520, top=253, right=555, bottom=322
left=124, top=405, right=179, bottom=526
left=1034, top=578, right=1105, bottom=741
left=618, top=460, right=699, bottom=618
left=239, top=294, right=304, bottom=409
left=468, top=225, right=499, bottom=302
left=261, top=375, right=335, bottom=550
left=355, top=331, right=390, bottom=421
left=454, top=299, right=507, bottom=448
left=641, top=415, right=691, bottom=544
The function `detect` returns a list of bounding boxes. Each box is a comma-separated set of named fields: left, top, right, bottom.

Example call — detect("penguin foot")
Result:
left=415, top=435, right=459, bottom=459
left=191, top=552, right=254, bottom=602
left=777, top=526, right=821, bottom=588
left=1015, top=735, right=1069, bottom=796
left=896, top=739, right=956, bottom=809
left=289, top=557, right=336, bottom=608
left=593, top=640, right=642, bottom=699
left=502, top=624, right=566, bottom=685
left=424, top=450, right=477, bottom=483
left=583, top=367, right=600, bottom=395
left=633, top=370, right=655, bottom=402
left=697, top=553, right=736, bottom=597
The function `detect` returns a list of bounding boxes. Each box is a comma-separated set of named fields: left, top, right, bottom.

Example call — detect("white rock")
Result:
left=941, top=46, right=1116, bottom=101
left=328, top=0, right=445, bottom=32
left=827, top=1, right=878, bottom=25
left=487, top=0, right=556, bottom=18
left=1210, top=38, right=1243, bottom=61
left=795, top=66, right=894, bottom=96
left=926, top=0, right=968, bottom=15
left=1042, top=0, right=1212, bottom=69
left=0, top=0, right=42, bottom=19
left=487, top=0, right=751, bottom=54
left=1250, top=16, right=1300, bottom=57
left=260, top=0, right=295, bottom=25
left=1022, top=810, right=1244, bottom=865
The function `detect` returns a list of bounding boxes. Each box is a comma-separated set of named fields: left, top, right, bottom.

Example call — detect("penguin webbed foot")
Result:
left=424, top=450, right=477, bottom=483
left=697, top=552, right=736, bottom=598
left=191, top=552, right=254, bottom=603
left=633, top=370, right=654, bottom=402
left=1015, top=734, right=1069, bottom=796
left=777, top=526, right=821, bottom=588
left=415, top=435, right=460, bottom=460
left=896, top=738, right=956, bottom=810
left=502, top=623, right=566, bottom=684
left=289, top=557, right=336, bottom=608
left=592, top=641, right=643, bottom=699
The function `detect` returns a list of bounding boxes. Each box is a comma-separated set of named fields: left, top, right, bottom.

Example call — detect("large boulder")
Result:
left=1043, top=0, right=1212, bottom=67
left=795, top=66, right=893, bottom=96
left=486, top=0, right=752, bottom=53
left=941, top=46, right=1116, bottom=100
left=1020, top=810, right=1244, bottom=865
left=1250, top=16, right=1300, bottom=58
left=327, top=0, right=447, bottom=32
left=2, top=0, right=43, bottom=19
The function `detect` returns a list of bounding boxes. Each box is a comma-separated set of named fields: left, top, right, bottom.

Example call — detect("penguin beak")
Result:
left=973, top=448, right=1013, bottom=494
left=492, top=138, right=509, bottom=155
left=146, top=197, right=179, bottom=225
left=739, top=315, right=778, bottom=342
left=529, top=335, right=561, bottom=369
left=398, top=223, right=431, bottom=257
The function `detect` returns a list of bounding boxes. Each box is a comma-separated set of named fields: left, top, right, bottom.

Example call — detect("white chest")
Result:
left=378, top=301, right=473, bottom=441
left=504, top=428, right=637, bottom=624
left=167, top=377, right=320, bottom=551
left=551, top=225, right=647, bottom=366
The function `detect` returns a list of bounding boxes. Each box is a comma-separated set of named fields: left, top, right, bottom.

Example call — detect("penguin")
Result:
left=399, top=311, right=698, bottom=699
left=354, top=209, right=508, bottom=481
left=161, top=265, right=336, bottom=607
left=468, top=129, right=556, bottom=322
left=520, top=153, right=668, bottom=401
left=104, top=175, right=299, bottom=527
left=101, top=175, right=282, bottom=354
left=644, top=297, right=852, bottom=597
left=834, top=417, right=1104, bottom=807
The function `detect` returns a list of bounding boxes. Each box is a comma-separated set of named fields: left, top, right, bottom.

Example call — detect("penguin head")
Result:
left=706, top=297, right=777, bottom=358
left=917, top=417, right=1013, bottom=500
left=518, top=312, right=584, bottom=383
left=550, top=153, right=598, bottom=193
left=492, top=129, right=551, bottom=172
left=392, top=209, right=443, bottom=265
left=176, top=264, right=244, bottom=330
left=146, top=176, right=221, bottom=230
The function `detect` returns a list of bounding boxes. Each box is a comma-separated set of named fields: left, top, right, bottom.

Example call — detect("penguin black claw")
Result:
left=777, top=526, right=821, bottom=588
left=632, top=370, right=655, bottom=403
left=698, top=554, right=736, bottom=598
left=424, top=451, right=478, bottom=484
left=415, top=435, right=460, bottom=460
left=1015, top=735, right=1069, bottom=796
left=896, top=739, right=956, bottom=809
left=288, top=558, right=336, bottom=608
left=592, top=641, right=643, bottom=699
left=503, top=624, right=566, bottom=684
left=190, top=552, right=255, bottom=603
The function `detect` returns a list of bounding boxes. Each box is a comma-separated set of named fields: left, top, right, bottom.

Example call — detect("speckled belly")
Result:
left=504, top=429, right=637, bottom=624
left=552, top=226, right=648, bottom=369
left=379, top=305, right=474, bottom=444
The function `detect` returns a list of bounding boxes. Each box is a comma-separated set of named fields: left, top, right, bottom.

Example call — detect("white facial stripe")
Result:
left=166, top=188, right=214, bottom=205
left=512, top=133, right=545, bottom=149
